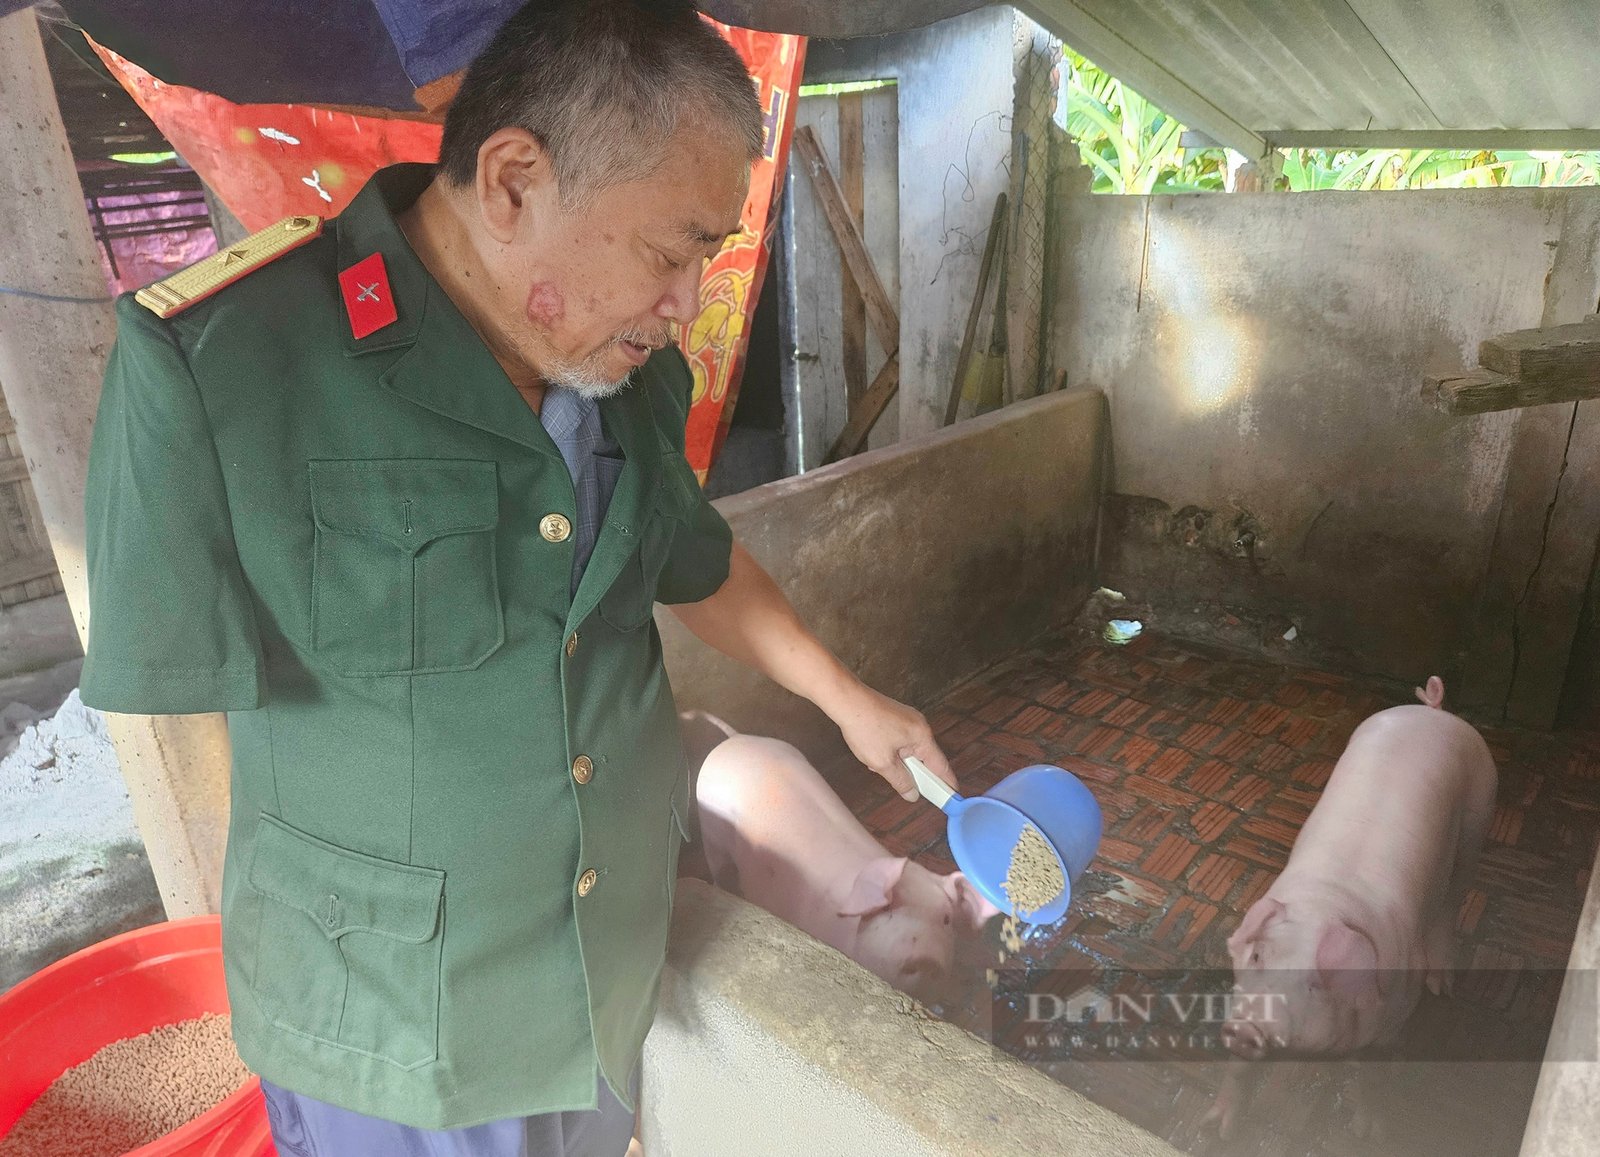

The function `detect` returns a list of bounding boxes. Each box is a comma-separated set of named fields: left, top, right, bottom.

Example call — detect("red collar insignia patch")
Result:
left=338, top=252, right=399, bottom=340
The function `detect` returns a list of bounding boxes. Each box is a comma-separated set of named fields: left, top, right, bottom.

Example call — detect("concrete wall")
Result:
left=1050, top=187, right=1600, bottom=725
left=660, top=387, right=1107, bottom=771
left=641, top=881, right=1183, bottom=1157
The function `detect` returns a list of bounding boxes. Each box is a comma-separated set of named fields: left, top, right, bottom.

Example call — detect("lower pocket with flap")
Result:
left=246, top=813, right=446, bottom=1070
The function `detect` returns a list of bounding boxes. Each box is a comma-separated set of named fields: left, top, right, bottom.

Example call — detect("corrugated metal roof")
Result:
left=1019, top=0, right=1600, bottom=155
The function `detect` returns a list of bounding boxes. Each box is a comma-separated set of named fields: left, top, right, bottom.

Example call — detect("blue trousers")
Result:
left=260, top=1069, right=639, bottom=1157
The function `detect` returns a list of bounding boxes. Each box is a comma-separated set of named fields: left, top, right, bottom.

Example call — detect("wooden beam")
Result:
left=1479, top=319, right=1600, bottom=390
left=838, top=93, right=867, bottom=411
left=794, top=125, right=900, bottom=354
left=824, top=352, right=899, bottom=463
left=1422, top=367, right=1600, bottom=416
left=1267, top=130, right=1600, bottom=151
left=945, top=192, right=1006, bottom=427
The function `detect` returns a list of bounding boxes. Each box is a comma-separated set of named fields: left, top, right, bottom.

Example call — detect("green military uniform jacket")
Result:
left=80, top=164, right=732, bottom=1129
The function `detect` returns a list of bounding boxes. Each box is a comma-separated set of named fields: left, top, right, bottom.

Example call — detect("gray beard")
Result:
left=546, top=361, right=635, bottom=399
left=542, top=334, right=669, bottom=399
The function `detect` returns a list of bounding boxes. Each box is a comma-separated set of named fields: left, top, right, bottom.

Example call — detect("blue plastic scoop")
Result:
left=903, top=756, right=1103, bottom=926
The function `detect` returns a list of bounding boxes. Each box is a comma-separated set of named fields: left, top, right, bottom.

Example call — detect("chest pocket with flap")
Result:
left=309, top=459, right=503, bottom=676
left=597, top=456, right=698, bottom=633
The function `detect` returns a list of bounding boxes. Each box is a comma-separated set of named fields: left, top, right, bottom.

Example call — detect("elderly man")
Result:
left=79, top=2, right=956, bottom=1154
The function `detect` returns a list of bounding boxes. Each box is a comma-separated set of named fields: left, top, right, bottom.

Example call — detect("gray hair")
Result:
left=439, top=0, right=765, bottom=210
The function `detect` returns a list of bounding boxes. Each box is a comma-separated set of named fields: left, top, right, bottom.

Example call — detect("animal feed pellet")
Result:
left=0, top=1012, right=248, bottom=1157
left=995, top=825, right=1067, bottom=971
left=1002, top=822, right=1064, bottom=919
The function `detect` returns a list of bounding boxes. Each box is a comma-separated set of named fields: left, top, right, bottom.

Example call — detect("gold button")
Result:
left=565, top=631, right=579, bottom=658
left=540, top=513, right=572, bottom=543
left=577, top=868, right=597, bottom=897
left=572, top=755, right=594, bottom=785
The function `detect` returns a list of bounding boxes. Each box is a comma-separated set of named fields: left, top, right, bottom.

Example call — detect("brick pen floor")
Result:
left=824, top=625, right=1600, bottom=1157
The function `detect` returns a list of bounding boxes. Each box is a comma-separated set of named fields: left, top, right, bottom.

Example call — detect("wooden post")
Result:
left=0, top=9, right=230, bottom=916
left=838, top=93, right=867, bottom=413
left=1231, top=149, right=1284, bottom=193
left=823, top=353, right=899, bottom=464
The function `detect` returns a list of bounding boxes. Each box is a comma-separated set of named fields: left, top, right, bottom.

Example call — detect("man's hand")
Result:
left=825, top=679, right=954, bottom=801
left=668, top=542, right=957, bottom=801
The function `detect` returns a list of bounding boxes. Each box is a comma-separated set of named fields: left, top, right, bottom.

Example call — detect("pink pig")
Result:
left=1207, top=677, right=1497, bottom=1136
left=686, top=713, right=1001, bottom=1008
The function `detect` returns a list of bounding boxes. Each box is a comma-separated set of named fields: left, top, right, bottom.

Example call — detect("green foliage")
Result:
left=1063, top=50, right=1600, bottom=194
left=1063, top=50, right=1227, bottom=193
left=1278, top=148, right=1600, bottom=191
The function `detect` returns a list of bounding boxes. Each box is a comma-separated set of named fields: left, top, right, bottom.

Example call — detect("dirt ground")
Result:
left=0, top=658, right=162, bottom=992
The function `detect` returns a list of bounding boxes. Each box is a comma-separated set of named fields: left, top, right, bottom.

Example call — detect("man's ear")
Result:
left=838, top=856, right=909, bottom=919
left=475, top=126, right=553, bottom=243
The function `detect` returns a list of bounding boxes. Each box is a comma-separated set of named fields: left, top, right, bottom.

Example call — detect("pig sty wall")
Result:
left=1052, top=187, right=1600, bottom=732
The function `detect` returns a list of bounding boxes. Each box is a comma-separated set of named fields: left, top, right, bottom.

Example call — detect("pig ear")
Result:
left=1227, top=897, right=1286, bottom=958
left=838, top=856, right=908, bottom=919
left=949, top=872, right=1003, bottom=929
left=1314, top=923, right=1382, bottom=1003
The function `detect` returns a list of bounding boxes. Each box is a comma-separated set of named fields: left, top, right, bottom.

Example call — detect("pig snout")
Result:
left=1220, top=1019, right=1269, bottom=1060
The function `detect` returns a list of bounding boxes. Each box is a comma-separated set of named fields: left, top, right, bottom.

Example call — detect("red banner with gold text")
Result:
left=91, top=22, right=804, bottom=481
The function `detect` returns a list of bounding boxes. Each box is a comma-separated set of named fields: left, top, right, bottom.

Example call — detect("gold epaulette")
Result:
left=135, top=214, right=324, bottom=318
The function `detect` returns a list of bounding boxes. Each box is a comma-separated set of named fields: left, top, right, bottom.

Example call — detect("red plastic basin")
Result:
left=0, top=915, right=275, bottom=1156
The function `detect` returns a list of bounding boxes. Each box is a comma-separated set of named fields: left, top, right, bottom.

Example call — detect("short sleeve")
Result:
left=649, top=350, right=732, bottom=606
left=79, top=296, right=266, bottom=715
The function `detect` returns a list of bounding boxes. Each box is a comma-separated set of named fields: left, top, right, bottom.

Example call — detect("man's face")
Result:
left=482, top=120, right=750, bottom=397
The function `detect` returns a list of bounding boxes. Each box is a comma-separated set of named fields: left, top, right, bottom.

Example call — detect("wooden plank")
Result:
left=860, top=87, right=900, bottom=452
left=1267, top=130, right=1600, bottom=150
left=1479, top=319, right=1600, bottom=389
left=945, top=193, right=1007, bottom=427
left=1425, top=366, right=1600, bottom=416
left=838, top=91, right=867, bottom=410
left=824, top=352, right=899, bottom=463
left=792, top=98, right=848, bottom=470
left=794, top=125, right=900, bottom=354
left=0, top=470, right=50, bottom=563
left=0, top=456, right=31, bottom=485
left=0, top=550, right=56, bottom=590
